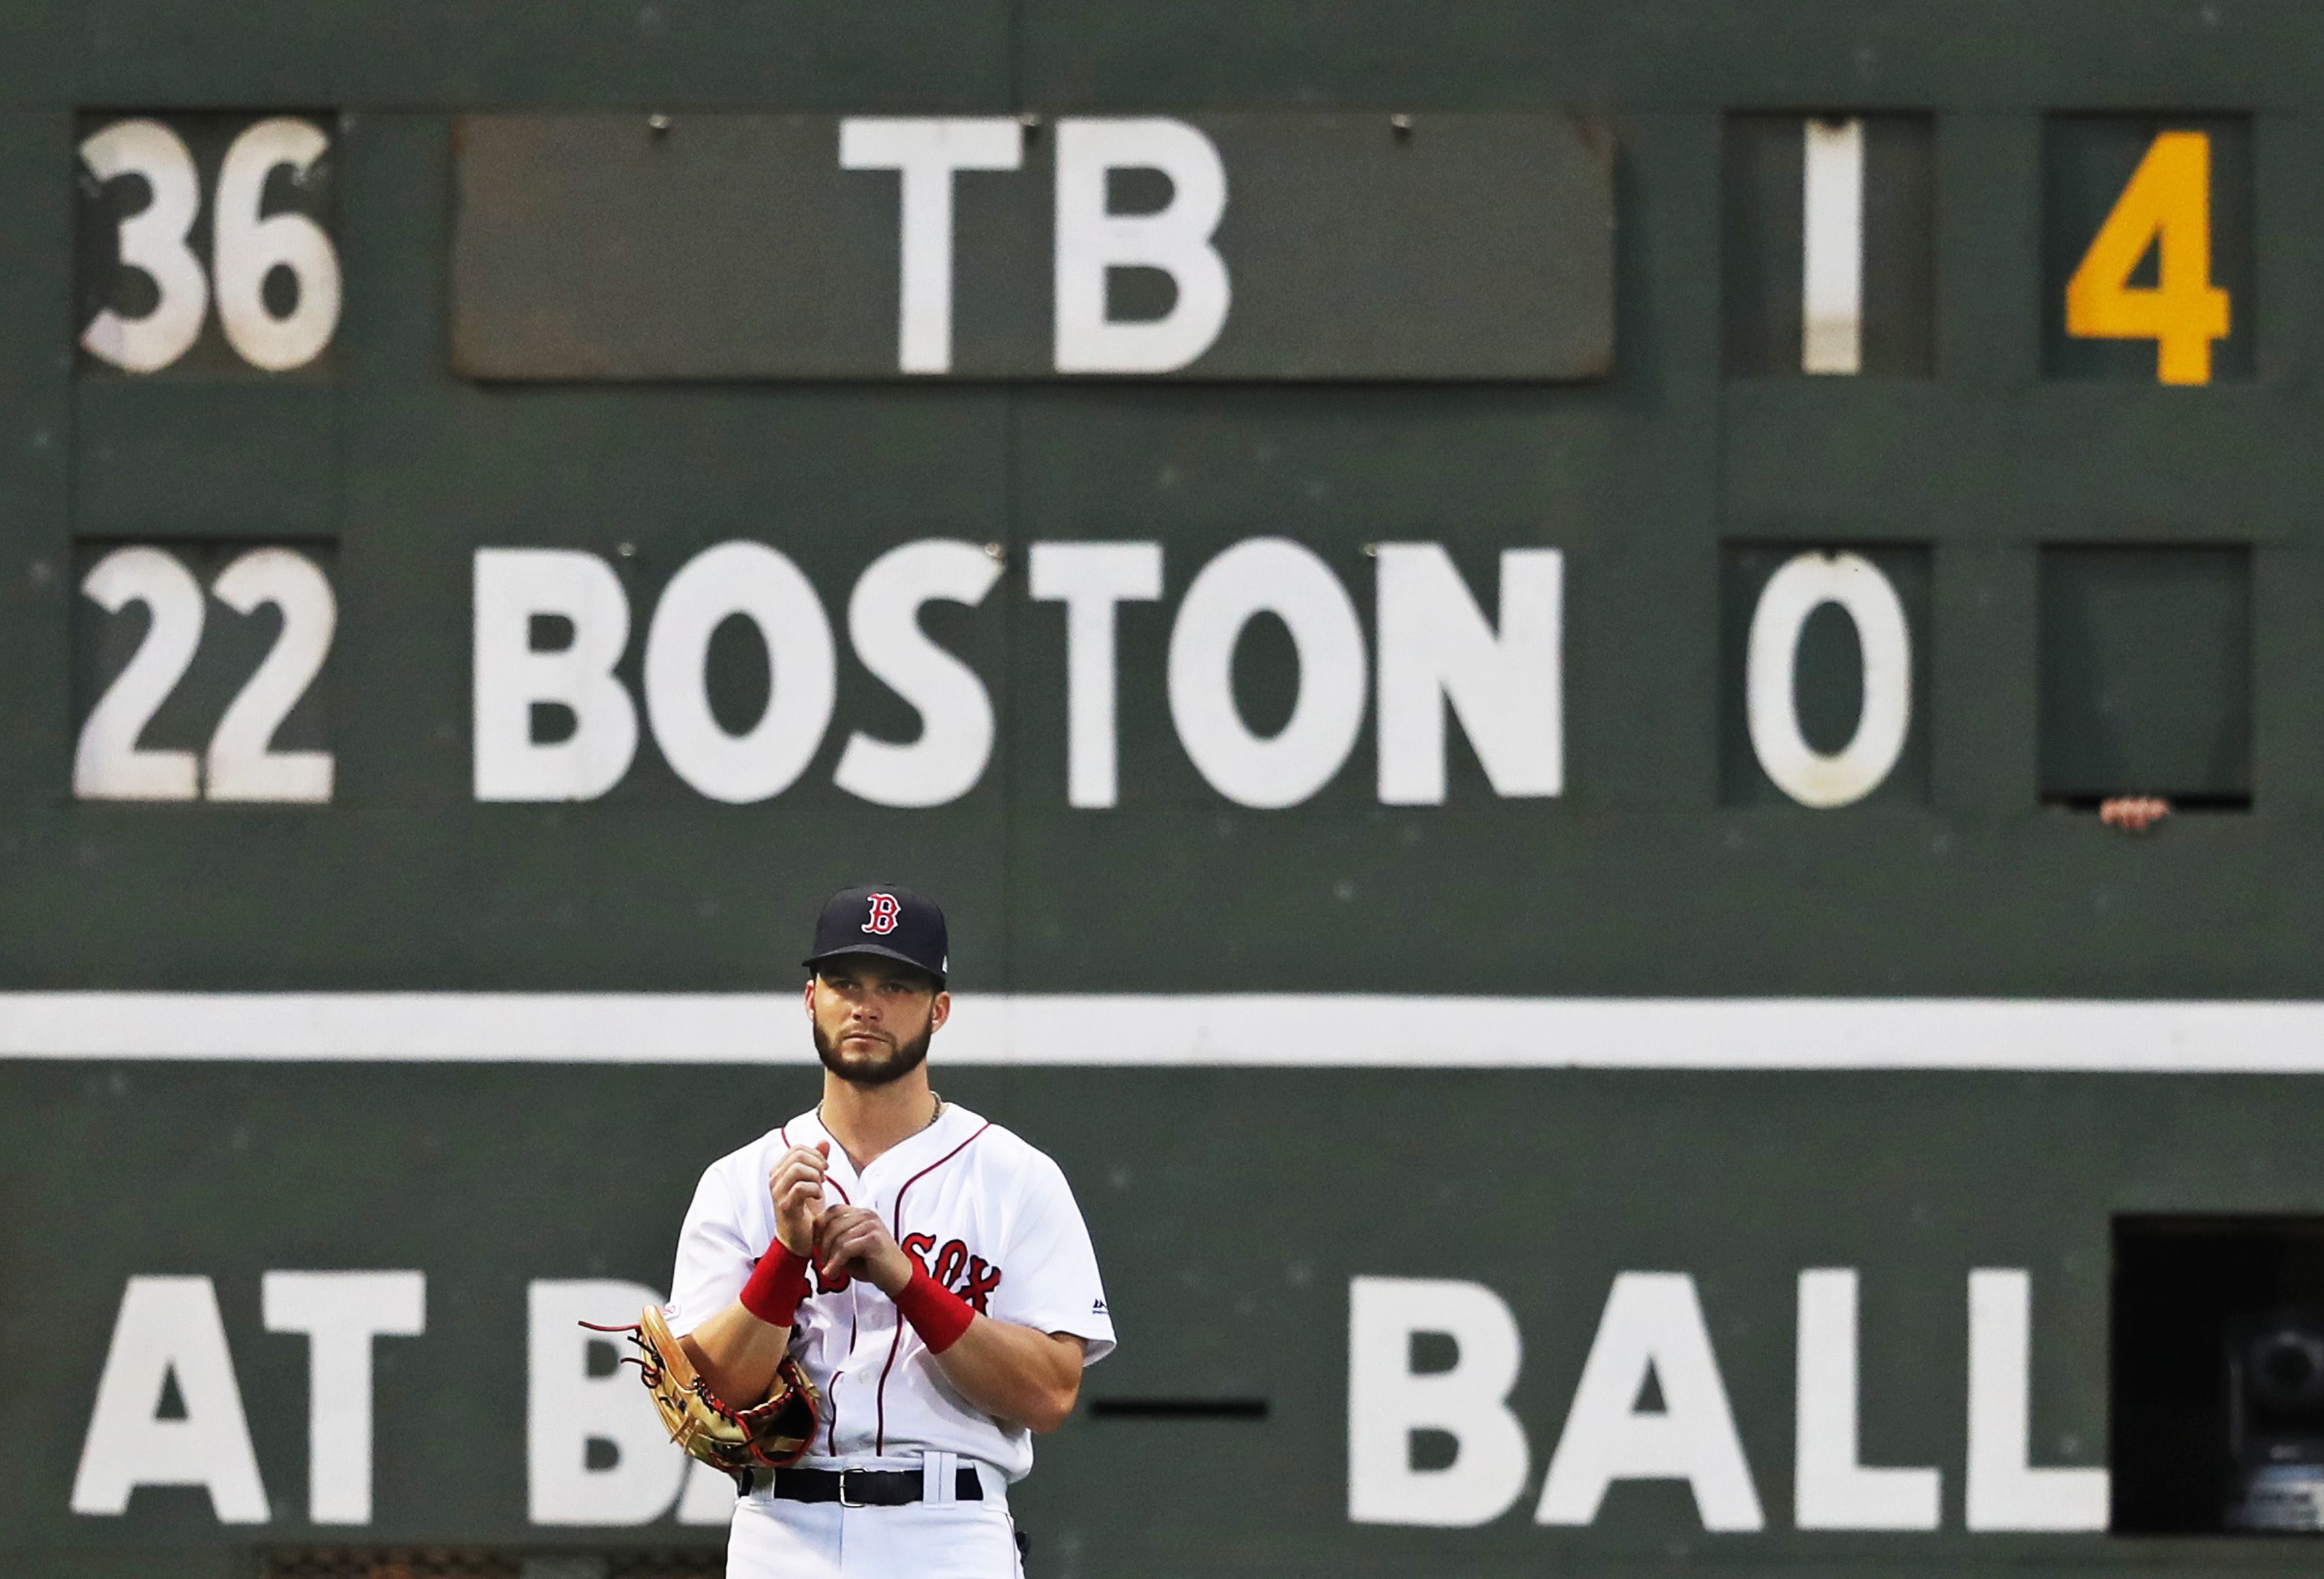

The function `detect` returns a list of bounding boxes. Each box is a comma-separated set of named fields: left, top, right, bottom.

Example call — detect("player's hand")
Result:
left=2100, top=794, right=2171, bottom=833
left=816, top=1204, right=913, bottom=1296
left=769, top=1142, right=830, bottom=1257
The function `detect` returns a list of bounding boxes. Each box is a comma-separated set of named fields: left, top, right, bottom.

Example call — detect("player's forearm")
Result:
left=677, top=1239, right=817, bottom=1406
left=678, top=1301, right=793, bottom=1406
left=929, top=1318, right=1085, bottom=1433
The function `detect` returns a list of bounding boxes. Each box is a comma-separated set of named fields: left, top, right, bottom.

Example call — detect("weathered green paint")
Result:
left=8, top=2, right=2324, bottom=1576
left=12, top=1063, right=2324, bottom=1571
left=3, top=5, right=2321, bottom=995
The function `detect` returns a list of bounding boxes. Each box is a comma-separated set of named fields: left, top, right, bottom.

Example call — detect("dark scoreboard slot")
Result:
left=2038, top=545, right=2253, bottom=810
left=1091, top=1397, right=1272, bottom=1421
left=2049, top=792, right=2252, bottom=814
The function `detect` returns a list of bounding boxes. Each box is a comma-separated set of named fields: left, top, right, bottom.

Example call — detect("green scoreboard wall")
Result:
left=11, top=2, right=2324, bottom=1577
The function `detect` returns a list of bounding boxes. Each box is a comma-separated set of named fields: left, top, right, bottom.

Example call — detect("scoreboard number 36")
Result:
left=76, top=112, right=341, bottom=376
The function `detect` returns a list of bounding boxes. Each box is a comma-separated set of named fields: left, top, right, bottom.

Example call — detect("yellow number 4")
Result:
left=2065, top=131, right=2230, bottom=385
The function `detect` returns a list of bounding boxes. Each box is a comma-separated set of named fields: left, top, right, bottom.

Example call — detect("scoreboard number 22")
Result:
left=75, top=544, right=337, bottom=803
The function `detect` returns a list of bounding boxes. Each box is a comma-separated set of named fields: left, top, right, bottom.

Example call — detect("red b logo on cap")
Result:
left=862, top=893, right=901, bottom=935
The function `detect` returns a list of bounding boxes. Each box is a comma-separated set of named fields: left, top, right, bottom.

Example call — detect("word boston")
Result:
left=450, top=113, right=1612, bottom=380
left=473, top=538, right=1563, bottom=810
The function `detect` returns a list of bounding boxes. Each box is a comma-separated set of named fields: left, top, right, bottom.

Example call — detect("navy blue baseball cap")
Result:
left=804, top=885, right=949, bottom=986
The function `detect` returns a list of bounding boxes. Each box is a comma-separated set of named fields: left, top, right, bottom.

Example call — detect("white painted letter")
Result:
left=1054, top=119, right=1230, bottom=373
left=1029, top=540, right=1163, bottom=807
left=834, top=539, right=1004, bottom=808
left=473, top=550, right=639, bottom=802
left=1376, top=544, right=1563, bottom=805
left=676, top=1458, right=740, bottom=1525
left=527, top=1280, right=686, bottom=1526
left=72, top=1276, right=270, bottom=1523
left=1169, top=538, right=1366, bottom=808
left=1746, top=551, right=1910, bottom=808
left=261, top=1271, right=427, bottom=1525
left=1795, top=1269, right=1940, bottom=1530
left=1348, top=1276, right=1529, bottom=1527
left=1966, top=1269, right=2107, bottom=1531
left=1536, top=1272, right=1764, bottom=1531
left=839, top=118, right=1025, bottom=374
left=644, top=541, right=836, bottom=805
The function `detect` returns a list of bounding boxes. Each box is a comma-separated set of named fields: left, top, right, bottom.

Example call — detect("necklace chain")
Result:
left=819, top=1088, right=943, bottom=1139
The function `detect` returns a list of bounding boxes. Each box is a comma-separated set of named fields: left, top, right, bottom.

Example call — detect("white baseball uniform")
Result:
left=667, top=1101, right=1116, bottom=1578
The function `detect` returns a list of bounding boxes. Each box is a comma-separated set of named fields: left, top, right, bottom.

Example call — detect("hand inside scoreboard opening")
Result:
left=2099, top=795, right=2172, bottom=833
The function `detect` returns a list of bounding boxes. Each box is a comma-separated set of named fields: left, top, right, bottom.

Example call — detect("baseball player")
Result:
left=664, top=884, right=1115, bottom=1577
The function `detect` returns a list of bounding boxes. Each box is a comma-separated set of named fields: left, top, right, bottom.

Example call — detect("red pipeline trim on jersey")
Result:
left=781, top=1122, right=853, bottom=1204
left=777, top=1120, right=861, bottom=1455
left=828, top=1302, right=857, bottom=1454
left=874, top=1122, right=991, bottom=1454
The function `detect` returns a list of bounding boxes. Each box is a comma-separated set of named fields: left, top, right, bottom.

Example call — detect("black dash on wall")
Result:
left=1089, top=1398, right=1270, bottom=1421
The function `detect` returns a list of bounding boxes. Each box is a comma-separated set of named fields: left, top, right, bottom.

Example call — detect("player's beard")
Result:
left=812, top=1018, right=935, bottom=1088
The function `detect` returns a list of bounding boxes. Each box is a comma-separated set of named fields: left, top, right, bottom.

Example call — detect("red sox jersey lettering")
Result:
left=900, top=1231, right=1005, bottom=1313
left=664, top=1102, right=1116, bottom=1488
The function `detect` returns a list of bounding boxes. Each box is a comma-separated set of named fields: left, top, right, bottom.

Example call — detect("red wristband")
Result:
left=739, top=1241, right=812, bottom=1328
left=893, top=1263, right=976, bottom=1354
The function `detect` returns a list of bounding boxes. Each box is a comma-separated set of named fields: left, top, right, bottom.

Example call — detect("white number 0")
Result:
left=80, top=116, right=341, bottom=373
left=75, top=546, right=337, bottom=803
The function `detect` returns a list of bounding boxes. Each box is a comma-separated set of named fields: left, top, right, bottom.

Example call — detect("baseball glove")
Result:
left=589, top=1306, right=822, bottom=1493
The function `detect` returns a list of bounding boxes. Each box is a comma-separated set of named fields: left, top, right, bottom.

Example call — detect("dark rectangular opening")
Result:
left=1721, top=113, right=1935, bottom=376
left=1089, top=1397, right=1270, bottom=1420
left=2113, top=1215, right=2324, bottom=1533
left=2039, top=546, right=2253, bottom=810
left=2049, top=792, right=2253, bottom=814
left=263, top=1555, right=722, bottom=1579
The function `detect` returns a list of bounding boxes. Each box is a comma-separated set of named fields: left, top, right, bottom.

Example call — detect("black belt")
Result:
left=755, top=1465, right=984, bottom=1506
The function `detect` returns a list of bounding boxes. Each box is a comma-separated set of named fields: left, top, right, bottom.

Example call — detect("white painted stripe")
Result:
left=0, top=993, right=2319, bottom=1071
left=1802, top=117, right=1865, bottom=375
